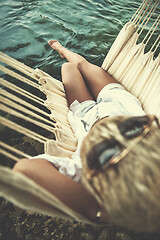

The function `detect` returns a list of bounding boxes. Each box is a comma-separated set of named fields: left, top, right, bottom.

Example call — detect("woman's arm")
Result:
left=13, top=158, right=109, bottom=222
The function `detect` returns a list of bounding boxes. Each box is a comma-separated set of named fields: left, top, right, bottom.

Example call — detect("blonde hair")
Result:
left=81, top=116, right=160, bottom=232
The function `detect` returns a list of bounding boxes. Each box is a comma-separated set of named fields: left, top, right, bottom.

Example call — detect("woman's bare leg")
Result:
left=48, top=40, right=85, bottom=65
left=77, top=60, right=117, bottom=99
left=61, top=62, right=94, bottom=106
left=48, top=40, right=118, bottom=99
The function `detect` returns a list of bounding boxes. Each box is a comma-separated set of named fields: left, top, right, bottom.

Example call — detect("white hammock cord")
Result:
left=137, top=0, right=159, bottom=35
left=0, top=148, right=20, bottom=162
left=152, top=37, right=160, bottom=53
left=0, top=117, right=47, bottom=143
left=0, top=103, right=56, bottom=134
left=0, top=141, right=31, bottom=159
left=0, top=52, right=36, bottom=75
left=133, top=0, right=151, bottom=25
left=143, top=16, right=160, bottom=46
left=130, top=0, right=145, bottom=23
left=0, top=65, right=39, bottom=89
left=0, top=88, right=52, bottom=121
left=135, top=0, right=155, bottom=28
left=0, top=77, right=44, bottom=106
left=0, top=95, right=56, bottom=132
left=131, top=0, right=149, bottom=24
left=0, top=82, right=69, bottom=139
left=0, top=53, right=40, bottom=83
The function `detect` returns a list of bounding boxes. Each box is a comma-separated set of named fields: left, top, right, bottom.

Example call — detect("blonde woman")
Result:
left=13, top=40, right=146, bottom=225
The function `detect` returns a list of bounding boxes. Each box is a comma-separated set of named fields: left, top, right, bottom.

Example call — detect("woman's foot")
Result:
left=48, top=40, right=65, bottom=58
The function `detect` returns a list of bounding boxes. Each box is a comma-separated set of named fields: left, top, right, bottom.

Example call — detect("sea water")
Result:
left=0, top=0, right=146, bottom=80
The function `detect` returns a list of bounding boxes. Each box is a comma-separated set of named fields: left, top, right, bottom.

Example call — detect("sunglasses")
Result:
left=85, top=115, right=160, bottom=181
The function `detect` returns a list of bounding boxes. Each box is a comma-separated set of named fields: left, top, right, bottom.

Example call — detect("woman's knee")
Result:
left=61, top=63, right=73, bottom=84
left=76, top=59, right=88, bottom=71
left=61, top=58, right=88, bottom=73
left=61, top=62, right=74, bottom=74
left=61, top=62, right=79, bottom=86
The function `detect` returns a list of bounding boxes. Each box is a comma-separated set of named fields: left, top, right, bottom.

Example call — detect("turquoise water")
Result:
left=0, top=0, right=145, bottom=80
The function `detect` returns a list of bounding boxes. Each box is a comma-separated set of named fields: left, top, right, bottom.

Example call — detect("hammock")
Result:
left=0, top=0, right=160, bottom=231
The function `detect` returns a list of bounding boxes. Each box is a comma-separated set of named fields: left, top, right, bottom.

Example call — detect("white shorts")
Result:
left=69, top=83, right=145, bottom=134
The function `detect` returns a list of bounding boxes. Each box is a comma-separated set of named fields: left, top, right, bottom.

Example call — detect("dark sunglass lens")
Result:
left=118, top=116, right=149, bottom=139
left=87, top=140, right=121, bottom=170
left=98, top=145, right=121, bottom=169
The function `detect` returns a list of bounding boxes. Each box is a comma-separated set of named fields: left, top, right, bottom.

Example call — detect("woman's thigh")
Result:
left=61, top=62, right=94, bottom=106
left=77, top=60, right=118, bottom=99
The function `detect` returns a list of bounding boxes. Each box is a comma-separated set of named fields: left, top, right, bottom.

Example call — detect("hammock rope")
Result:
left=137, top=0, right=159, bottom=35
left=130, top=0, right=146, bottom=23
left=152, top=38, right=160, bottom=53
left=135, top=0, right=155, bottom=27
left=0, top=65, right=39, bottom=89
left=0, top=141, right=31, bottom=160
left=132, top=0, right=151, bottom=25
left=0, top=103, right=56, bottom=134
left=0, top=89, right=53, bottom=121
left=102, top=0, right=159, bottom=118
left=0, top=78, right=44, bottom=105
left=144, top=17, right=159, bottom=46
left=0, top=95, right=56, bottom=132
left=0, top=52, right=39, bottom=81
left=0, top=149, right=21, bottom=162
left=0, top=117, right=48, bottom=143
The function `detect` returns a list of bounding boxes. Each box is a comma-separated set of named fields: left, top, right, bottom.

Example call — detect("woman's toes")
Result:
left=48, top=40, right=57, bottom=48
left=48, top=40, right=64, bottom=58
left=48, top=40, right=61, bottom=49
